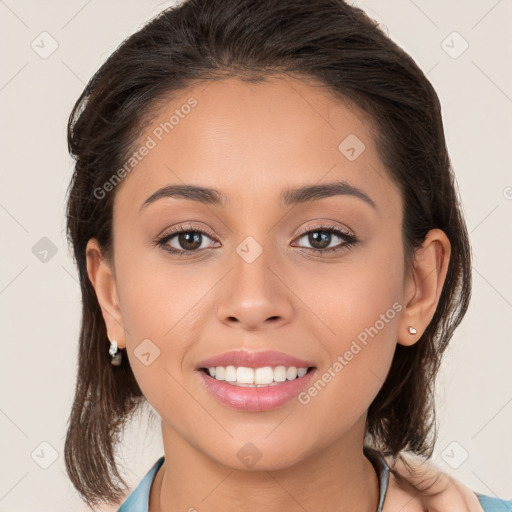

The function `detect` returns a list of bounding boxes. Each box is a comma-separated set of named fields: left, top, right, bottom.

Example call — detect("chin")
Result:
left=205, top=438, right=309, bottom=472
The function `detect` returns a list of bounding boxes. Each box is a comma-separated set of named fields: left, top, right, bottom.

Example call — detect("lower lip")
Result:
left=197, top=368, right=317, bottom=412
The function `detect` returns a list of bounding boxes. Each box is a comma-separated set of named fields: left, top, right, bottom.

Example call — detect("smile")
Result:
left=201, top=365, right=312, bottom=387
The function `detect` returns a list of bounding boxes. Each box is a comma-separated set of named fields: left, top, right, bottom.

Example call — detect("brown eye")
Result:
left=176, top=231, right=202, bottom=251
left=156, top=225, right=219, bottom=255
left=293, top=225, right=358, bottom=255
left=304, top=230, right=332, bottom=250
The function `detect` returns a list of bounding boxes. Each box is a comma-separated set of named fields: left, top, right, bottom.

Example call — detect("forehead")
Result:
left=114, top=75, right=398, bottom=215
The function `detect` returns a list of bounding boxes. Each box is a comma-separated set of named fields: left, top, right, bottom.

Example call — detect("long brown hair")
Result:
left=64, top=0, right=472, bottom=507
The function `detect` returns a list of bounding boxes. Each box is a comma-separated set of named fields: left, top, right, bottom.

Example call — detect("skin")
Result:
left=85, top=75, right=473, bottom=511
left=384, top=454, right=485, bottom=511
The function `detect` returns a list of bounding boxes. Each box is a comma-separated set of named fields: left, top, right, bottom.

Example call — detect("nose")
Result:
left=216, top=243, right=294, bottom=331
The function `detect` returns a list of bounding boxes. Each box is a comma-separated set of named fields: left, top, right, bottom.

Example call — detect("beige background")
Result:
left=0, top=0, right=511, bottom=510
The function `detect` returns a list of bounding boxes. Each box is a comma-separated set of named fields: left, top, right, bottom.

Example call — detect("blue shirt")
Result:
left=118, top=450, right=511, bottom=512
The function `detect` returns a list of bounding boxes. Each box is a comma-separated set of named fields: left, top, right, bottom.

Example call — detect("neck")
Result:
left=150, top=416, right=379, bottom=512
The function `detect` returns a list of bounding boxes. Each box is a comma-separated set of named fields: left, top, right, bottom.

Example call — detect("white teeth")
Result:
left=286, top=366, right=298, bottom=380
left=274, top=366, right=287, bottom=382
left=255, top=366, right=274, bottom=385
left=225, top=365, right=237, bottom=382
left=215, top=366, right=225, bottom=380
left=206, top=365, right=311, bottom=386
left=236, top=366, right=254, bottom=384
left=297, top=367, right=308, bottom=378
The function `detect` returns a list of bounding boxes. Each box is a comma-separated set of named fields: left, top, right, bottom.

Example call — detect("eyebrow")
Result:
left=140, top=180, right=376, bottom=211
left=140, top=184, right=226, bottom=211
left=282, top=181, right=376, bottom=209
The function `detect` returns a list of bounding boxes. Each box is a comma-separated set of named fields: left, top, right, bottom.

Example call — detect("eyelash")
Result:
left=154, top=223, right=358, bottom=257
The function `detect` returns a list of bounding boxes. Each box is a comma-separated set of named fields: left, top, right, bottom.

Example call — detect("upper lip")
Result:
left=196, top=349, right=316, bottom=369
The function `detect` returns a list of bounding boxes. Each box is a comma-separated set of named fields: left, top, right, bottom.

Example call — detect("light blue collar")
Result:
left=118, top=448, right=391, bottom=512
left=118, top=456, right=164, bottom=511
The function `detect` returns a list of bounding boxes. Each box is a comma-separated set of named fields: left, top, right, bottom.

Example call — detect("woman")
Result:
left=63, top=0, right=511, bottom=510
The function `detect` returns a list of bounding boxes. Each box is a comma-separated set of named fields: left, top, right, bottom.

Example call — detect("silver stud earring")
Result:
left=407, top=326, right=417, bottom=335
left=109, top=338, right=123, bottom=366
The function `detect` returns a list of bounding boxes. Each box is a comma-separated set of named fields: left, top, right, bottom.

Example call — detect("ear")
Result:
left=85, top=238, right=126, bottom=349
left=398, top=229, right=451, bottom=347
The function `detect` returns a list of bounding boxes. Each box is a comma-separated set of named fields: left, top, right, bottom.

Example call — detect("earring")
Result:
left=109, top=338, right=123, bottom=366
left=407, top=326, right=417, bottom=335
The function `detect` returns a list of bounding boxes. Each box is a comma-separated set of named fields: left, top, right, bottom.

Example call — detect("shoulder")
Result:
left=476, top=493, right=512, bottom=512
left=118, top=456, right=165, bottom=512
left=380, top=465, right=512, bottom=512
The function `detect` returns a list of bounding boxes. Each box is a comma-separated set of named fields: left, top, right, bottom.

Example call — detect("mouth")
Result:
left=194, top=349, right=318, bottom=411
left=195, top=360, right=318, bottom=412
left=198, top=365, right=317, bottom=387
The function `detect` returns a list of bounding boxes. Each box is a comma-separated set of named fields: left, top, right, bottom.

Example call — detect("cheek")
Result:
left=295, top=293, right=400, bottom=445
left=113, top=249, right=221, bottom=408
left=294, top=234, right=404, bottom=346
left=115, top=244, right=216, bottom=341
left=292, top=242, right=403, bottom=425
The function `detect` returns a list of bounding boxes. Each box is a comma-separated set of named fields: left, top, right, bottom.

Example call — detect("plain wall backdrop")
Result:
left=0, top=0, right=511, bottom=510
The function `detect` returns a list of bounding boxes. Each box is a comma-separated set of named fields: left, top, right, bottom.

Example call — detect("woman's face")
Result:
left=95, top=76, right=415, bottom=469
